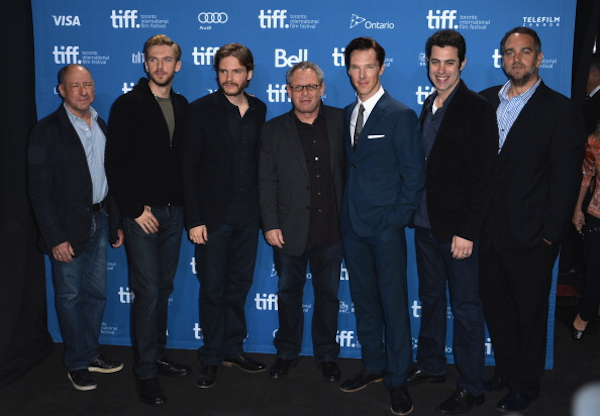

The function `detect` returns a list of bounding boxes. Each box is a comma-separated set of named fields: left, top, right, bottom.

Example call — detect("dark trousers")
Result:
left=196, top=219, right=259, bottom=366
left=579, top=214, right=600, bottom=321
left=414, top=227, right=485, bottom=395
left=273, top=243, right=342, bottom=362
left=342, top=226, right=412, bottom=389
left=479, top=242, right=555, bottom=397
left=124, top=205, right=183, bottom=380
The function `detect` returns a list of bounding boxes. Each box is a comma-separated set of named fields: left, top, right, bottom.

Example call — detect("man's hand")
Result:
left=265, top=229, right=284, bottom=249
left=52, top=241, right=75, bottom=263
left=451, top=235, right=473, bottom=260
left=135, top=206, right=159, bottom=234
left=189, top=225, right=208, bottom=245
left=573, top=210, right=585, bottom=233
left=111, top=229, right=125, bottom=248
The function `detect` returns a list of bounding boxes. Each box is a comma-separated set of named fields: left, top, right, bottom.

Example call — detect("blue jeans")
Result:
left=51, top=209, right=108, bottom=371
left=273, top=243, right=342, bottom=362
left=414, top=227, right=485, bottom=395
left=124, top=205, right=183, bottom=379
left=196, top=219, right=259, bottom=366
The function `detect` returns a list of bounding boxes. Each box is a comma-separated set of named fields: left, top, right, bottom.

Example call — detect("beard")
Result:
left=149, top=71, right=175, bottom=88
left=506, top=65, right=537, bottom=87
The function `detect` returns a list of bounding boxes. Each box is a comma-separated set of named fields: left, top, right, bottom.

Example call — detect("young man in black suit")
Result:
left=478, top=27, right=585, bottom=413
left=408, top=30, right=498, bottom=414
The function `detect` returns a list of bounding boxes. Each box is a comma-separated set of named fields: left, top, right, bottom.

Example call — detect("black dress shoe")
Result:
left=269, top=358, right=297, bottom=380
left=136, top=377, right=167, bottom=406
left=223, top=354, right=266, bottom=373
left=156, top=357, right=192, bottom=377
left=496, top=390, right=536, bottom=413
left=435, top=389, right=484, bottom=414
left=88, top=354, right=124, bottom=374
left=318, top=361, right=341, bottom=382
left=406, top=368, right=446, bottom=386
left=339, top=370, right=384, bottom=392
left=390, top=386, right=413, bottom=415
left=196, top=365, right=218, bottom=388
left=483, top=374, right=507, bottom=391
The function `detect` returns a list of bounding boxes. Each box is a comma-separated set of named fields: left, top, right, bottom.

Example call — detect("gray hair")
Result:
left=286, top=61, right=324, bottom=85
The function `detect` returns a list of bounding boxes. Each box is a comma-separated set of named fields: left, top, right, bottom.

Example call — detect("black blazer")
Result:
left=182, top=90, right=266, bottom=232
left=419, top=80, right=498, bottom=243
left=28, top=105, right=120, bottom=256
left=259, top=105, right=345, bottom=256
left=479, top=82, right=585, bottom=257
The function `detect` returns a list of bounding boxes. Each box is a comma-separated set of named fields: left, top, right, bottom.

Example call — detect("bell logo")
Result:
left=258, top=9, right=288, bottom=29
left=52, top=15, right=81, bottom=26
left=426, top=10, right=458, bottom=29
left=275, top=49, right=308, bottom=68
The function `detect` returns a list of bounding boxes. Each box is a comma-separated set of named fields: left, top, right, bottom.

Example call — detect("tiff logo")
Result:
left=255, top=293, right=278, bottom=310
left=426, top=10, right=458, bottom=29
left=110, top=10, right=139, bottom=29
left=122, top=82, right=135, bottom=94
left=132, top=51, right=144, bottom=64
left=275, top=49, right=308, bottom=68
left=336, top=330, right=357, bottom=348
left=52, top=15, right=80, bottom=26
left=192, top=46, right=219, bottom=66
left=118, top=286, right=134, bottom=303
left=492, top=49, right=502, bottom=68
left=415, top=85, right=434, bottom=105
left=332, top=47, right=345, bottom=67
left=53, top=46, right=80, bottom=64
left=258, top=9, right=288, bottom=29
left=193, top=323, right=203, bottom=340
left=411, top=300, right=421, bottom=318
left=266, top=84, right=291, bottom=103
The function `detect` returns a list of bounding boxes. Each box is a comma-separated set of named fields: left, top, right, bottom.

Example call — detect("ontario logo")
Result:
left=350, top=14, right=394, bottom=30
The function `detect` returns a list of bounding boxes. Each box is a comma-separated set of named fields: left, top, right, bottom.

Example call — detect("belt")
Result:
left=92, top=198, right=107, bottom=212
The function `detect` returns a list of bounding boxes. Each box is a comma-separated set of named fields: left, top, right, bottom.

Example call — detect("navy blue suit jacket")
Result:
left=28, top=105, right=120, bottom=256
left=341, top=91, right=425, bottom=242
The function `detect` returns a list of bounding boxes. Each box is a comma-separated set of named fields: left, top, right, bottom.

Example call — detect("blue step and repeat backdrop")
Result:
left=32, top=0, right=575, bottom=369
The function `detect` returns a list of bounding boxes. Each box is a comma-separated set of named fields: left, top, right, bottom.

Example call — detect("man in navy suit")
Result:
left=479, top=27, right=585, bottom=413
left=407, top=30, right=498, bottom=414
left=28, top=64, right=124, bottom=392
left=338, top=37, right=426, bottom=416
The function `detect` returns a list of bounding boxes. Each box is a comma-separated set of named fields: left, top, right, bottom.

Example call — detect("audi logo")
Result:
left=198, top=12, right=228, bottom=24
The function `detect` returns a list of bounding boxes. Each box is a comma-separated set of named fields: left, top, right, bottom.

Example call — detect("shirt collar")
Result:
left=356, top=86, right=385, bottom=113
left=63, top=103, right=97, bottom=124
left=499, top=77, right=542, bottom=101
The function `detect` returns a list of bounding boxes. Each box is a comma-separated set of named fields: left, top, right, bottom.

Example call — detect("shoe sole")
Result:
left=391, top=404, right=414, bottom=415
left=67, top=373, right=97, bottom=391
left=88, top=363, right=124, bottom=374
left=196, top=382, right=216, bottom=389
left=222, top=360, right=267, bottom=373
left=340, top=377, right=384, bottom=393
left=435, top=397, right=485, bottom=414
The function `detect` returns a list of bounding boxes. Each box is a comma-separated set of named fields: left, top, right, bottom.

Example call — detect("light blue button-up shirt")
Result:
left=497, top=77, right=542, bottom=153
left=64, top=104, right=108, bottom=204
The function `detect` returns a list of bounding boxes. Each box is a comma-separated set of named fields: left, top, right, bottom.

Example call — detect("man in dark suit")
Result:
left=28, top=64, right=123, bottom=392
left=106, top=34, right=191, bottom=405
left=259, top=61, right=344, bottom=382
left=479, top=27, right=585, bottom=413
left=407, top=30, right=498, bottom=414
left=182, top=43, right=267, bottom=389
left=338, top=37, right=426, bottom=416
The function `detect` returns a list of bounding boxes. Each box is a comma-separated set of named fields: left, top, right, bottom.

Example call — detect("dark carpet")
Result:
left=1, top=289, right=598, bottom=416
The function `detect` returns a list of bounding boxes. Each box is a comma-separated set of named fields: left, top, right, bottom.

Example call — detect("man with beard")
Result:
left=182, top=43, right=267, bottom=389
left=259, top=61, right=344, bottom=382
left=479, top=27, right=584, bottom=413
left=106, top=34, right=191, bottom=406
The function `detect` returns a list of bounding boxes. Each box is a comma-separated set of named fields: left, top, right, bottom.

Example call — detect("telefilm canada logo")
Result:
left=349, top=14, right=395, bottom=30
left=522, top=16, right=560, bottom=27
left=197, top=11, right=228, bottom=30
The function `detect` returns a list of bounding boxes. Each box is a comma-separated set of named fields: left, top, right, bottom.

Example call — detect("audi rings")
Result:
left=198, top=12, right=228, bottom=24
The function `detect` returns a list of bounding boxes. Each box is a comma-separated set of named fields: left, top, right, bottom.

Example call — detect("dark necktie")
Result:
left=354, top=104, right=365, bottom=151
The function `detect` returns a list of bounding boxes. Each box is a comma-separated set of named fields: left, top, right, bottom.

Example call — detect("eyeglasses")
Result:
left=289, top=84, right=322, bottom=92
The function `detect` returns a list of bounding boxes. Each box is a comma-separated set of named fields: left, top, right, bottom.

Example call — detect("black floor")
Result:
left=1, top=297, right=598, bottom=416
